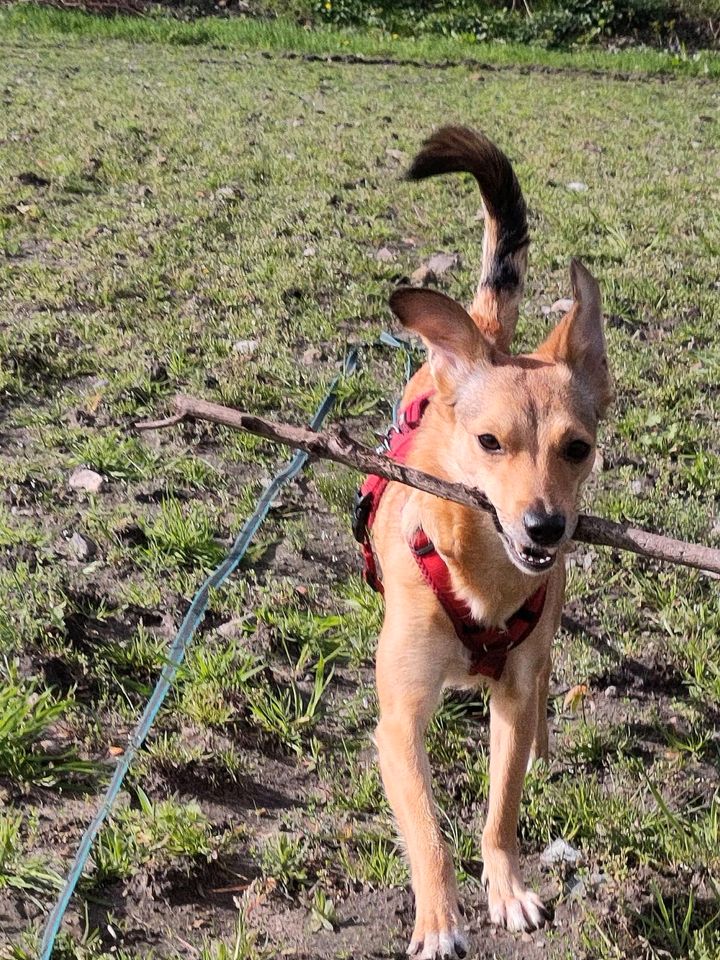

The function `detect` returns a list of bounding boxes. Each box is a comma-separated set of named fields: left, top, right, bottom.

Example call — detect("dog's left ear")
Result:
left=539, top=259, right=614, bottom=416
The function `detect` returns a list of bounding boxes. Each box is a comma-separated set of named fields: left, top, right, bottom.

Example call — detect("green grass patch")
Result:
left=0, top=4, right=718, bottom=75
left=93, top=787, right=226, bottom=884
left=0, top=670, right=97, bottom=788
left=0, top=810, right=62, bottom=898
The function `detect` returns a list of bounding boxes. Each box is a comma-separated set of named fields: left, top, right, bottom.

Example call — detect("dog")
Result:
left=358, top=126, right=613, bottom=959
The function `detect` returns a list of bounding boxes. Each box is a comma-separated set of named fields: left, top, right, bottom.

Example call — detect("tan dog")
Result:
left=369, top=127, right=613, bottom=959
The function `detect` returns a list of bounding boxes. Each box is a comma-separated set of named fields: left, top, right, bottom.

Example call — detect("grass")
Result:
left=338, top=833, right=409, bottom=887
left=246, top=651, right=336, bottom=754
left=634, top=885, right=720, bottom=960
left=0, top=669, right=97, bottom=788
left=0, top=5, right=718, bottom=958
left=0, top=3, right=719, bottom=76
left=92, top=787, right=226, bottom=885
left=0, top=811, right=62, bottom=899
left=138, top=497, right=226, bottom=571
left=197, top=901, right=272, bottom=960
left=259, top=833, right=310, bottom=894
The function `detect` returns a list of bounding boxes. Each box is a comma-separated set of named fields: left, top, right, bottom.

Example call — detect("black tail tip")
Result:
left=404, top=125, right=486, bottom=183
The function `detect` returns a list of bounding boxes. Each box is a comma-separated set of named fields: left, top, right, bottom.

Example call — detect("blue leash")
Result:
left=39, top=348, right=359, bottom=959
left=378, top=331, right=417, bottom=421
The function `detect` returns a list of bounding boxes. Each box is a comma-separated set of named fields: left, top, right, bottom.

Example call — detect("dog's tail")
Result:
left=406, top=125, right=529, bottom=351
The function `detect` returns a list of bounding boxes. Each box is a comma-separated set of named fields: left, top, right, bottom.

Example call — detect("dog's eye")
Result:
left=478, top=434, right=501, bottom=452
left=565, top=439, right=592, bottom=463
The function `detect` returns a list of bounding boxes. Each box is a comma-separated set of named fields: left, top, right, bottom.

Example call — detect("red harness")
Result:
left=352, top=391, right=547, bottom=681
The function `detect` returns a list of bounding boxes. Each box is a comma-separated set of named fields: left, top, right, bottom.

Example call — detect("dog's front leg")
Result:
left=375, top=647, right=467, bottom=960
left=481, top=671, right=551, bottom=933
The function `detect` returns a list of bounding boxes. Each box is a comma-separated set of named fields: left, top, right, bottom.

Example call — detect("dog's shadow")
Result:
left=561, top=612, right=720, bottom=772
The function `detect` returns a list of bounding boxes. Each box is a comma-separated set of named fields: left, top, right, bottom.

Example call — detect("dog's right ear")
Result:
left=538, top=260, right=613, bottom=417
left=389, top=288, right=491, bottom=392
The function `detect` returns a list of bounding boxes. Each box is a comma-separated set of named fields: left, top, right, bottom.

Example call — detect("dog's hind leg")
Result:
left=375, top=634, right=468, bottom=960
left=528, top=653, right=551, bottom=767
left=530, top=571, right=562, bottom=768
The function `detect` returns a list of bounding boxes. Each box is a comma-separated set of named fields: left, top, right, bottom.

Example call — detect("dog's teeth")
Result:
left=504, top=534, right=555, bottom=572
left=519, top=546, right=552, bottom=567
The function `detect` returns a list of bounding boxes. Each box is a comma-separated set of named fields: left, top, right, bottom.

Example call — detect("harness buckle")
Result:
left=352, top=490, right=373, bottom=544
left=410, top=533, right=436, bottom=557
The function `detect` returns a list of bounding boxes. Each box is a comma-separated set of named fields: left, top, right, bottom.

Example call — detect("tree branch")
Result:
left=135, top=394, right=720, bottom=577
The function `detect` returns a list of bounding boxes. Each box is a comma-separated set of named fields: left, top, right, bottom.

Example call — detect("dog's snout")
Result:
left=523, top=507, right=566, bottom=546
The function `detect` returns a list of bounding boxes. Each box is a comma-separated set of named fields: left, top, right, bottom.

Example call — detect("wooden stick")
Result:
left=136, top=394, right=720, bottom=577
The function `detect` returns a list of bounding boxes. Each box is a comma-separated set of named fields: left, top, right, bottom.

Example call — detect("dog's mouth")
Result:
left=501, top=533, right=558, bottom=574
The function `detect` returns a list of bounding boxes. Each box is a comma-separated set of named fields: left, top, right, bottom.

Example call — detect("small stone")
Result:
left=410, top=252, right=460, bottom=287
left=303, top=245, right=316, bottom=257
left=232, top=339, right=258, bottom=355
left=567, top=181, right=588, bottom=192
left=550, top=297, right=574, bottom=313
left=604, top=685, right=618, bottom=699
left=592, top=449, right=604, bottom=474
left=410, top=264, right=436, bottom=287
left=302, top=346, right=322, bottom=365
left=214, top=184, right=243, bottom=201
left=375, top=246, right=395, bottom=263
left=540, top=838, right=582, bottom=868
left=426, top=252, right=460, bottom=276
left=565, top=875, right=587, bottom=899
left=217, top=618, right=244, bottom=639
left=385, top=148, right=404, bottom=161
left=69, top=532, right=96, bottom=562
left=68, top=468, right=105, bottom=494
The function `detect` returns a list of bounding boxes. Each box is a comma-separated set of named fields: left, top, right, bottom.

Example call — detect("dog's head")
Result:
left=390, top=260, right=613, bottom=575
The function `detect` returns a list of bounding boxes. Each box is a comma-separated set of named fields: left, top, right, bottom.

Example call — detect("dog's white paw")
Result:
left=487, top=887, right=550, bottom=933
left=407, top=927, right=468, bottom=959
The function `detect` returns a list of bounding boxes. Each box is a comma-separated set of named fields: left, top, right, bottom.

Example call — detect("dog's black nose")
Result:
left=523, top=508, right=566, bottom=546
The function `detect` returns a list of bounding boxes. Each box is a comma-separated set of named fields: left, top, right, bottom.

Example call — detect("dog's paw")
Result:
left=487, top=887, right=550, bottom=933
left=407, top=927, right=468, bottom=959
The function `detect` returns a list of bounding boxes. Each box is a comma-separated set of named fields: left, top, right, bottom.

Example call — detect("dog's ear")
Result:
left=389, top=288, right=491, bottom=392
left=539, top=260, right=613, bottom=416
